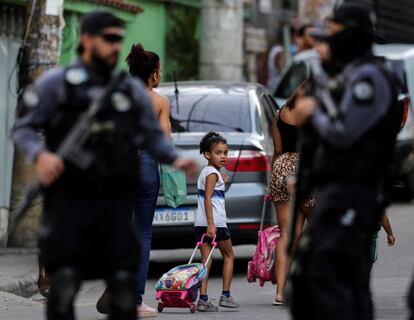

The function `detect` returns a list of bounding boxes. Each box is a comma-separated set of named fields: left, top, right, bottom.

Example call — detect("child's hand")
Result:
left=221, top=172, right=229, bottom=184
left=387, top=234, right=395, bottom=246
left=207, top=224, right=216, bottom=238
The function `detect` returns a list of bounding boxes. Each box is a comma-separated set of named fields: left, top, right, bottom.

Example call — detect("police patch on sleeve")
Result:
left=352, top=80, right=373, bottom=103
left=23, top=86, right=39, bottom=108
left=111, top=92, right=131, bottom=112
left=66, top=68, right=88, bottom=85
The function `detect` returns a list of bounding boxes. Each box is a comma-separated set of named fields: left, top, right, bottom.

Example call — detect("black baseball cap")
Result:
left=310, top=3, right=375, bottom=41
left=329, top=3, right=375, bottom=35
left=80, top=11, right=125, bottom=35
left=77, top=11, right=125, bottom=54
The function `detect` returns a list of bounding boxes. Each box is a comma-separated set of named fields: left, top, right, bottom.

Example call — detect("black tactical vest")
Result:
left=45, top=66, right=139, bottom=191
left=314, top=59, right=403, bottom=185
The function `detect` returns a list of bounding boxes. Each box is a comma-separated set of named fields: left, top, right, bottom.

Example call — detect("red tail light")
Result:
left=225, top=150, right=271, bottom=172
left=401, top=96, right=410, bottom=129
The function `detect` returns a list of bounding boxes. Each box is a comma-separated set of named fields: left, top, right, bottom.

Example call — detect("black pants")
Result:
left=40, top=185, right=139, bottom=320
left=409, top=274, right=414, bottom=320
left=289, top=183, right=382, bottom=320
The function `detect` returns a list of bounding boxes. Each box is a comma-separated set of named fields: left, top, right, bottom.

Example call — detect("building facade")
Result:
left=0, top=0, right=201, bottom=247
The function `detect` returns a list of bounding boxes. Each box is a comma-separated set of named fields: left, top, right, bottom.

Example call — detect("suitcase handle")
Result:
left=260, top=194, right=272, bottom=232
left=188, top=233, right=217, bottom=266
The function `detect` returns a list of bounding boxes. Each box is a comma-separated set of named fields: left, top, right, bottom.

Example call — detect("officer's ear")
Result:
left=80, top=34, right=94, bottom=55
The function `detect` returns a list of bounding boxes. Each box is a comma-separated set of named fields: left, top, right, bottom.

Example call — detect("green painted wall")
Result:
left=60, top=12, right=80, bottom=65
left=1, top=0, right=200, bottom=79
left=120, top=0, right=166, bottom=70
left=60, top=0, right=167, bottom=71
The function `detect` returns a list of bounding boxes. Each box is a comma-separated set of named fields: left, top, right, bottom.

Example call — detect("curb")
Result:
left=0, top=275, right=38, bottom=298
left=0, top=248, right=38, bottom=256
left=0, top=248, right=39, bottom=298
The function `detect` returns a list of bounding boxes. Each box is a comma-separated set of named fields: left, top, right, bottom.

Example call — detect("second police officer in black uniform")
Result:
left=410, top=280, right=414, bottom=320
left=288, top=4, right=402, bottom=320
left=13, top=11, right=197, bottom=320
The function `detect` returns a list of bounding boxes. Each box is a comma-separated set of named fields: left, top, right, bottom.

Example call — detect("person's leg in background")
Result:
left=134, top=152, right=160, bottom=317
left=409, top=275, right=414, bottom=320
left=107, top=269, right=137, bottom=320
left=274, top=200, right=290, bottom=304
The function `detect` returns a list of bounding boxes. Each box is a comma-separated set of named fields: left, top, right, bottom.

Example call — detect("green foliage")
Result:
left=165, top=4, right=200, bottom=81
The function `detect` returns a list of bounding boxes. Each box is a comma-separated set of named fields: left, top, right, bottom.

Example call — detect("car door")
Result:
left=258, top=91, right=280, bottom=160
left=274, top=61, right=309, bottom=106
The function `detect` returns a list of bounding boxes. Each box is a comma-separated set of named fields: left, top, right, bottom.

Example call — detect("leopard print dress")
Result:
left=269, top=152, right=315, bottom=207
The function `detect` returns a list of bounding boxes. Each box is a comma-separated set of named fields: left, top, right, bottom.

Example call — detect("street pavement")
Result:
left=0, top=202, right=413, bottom=319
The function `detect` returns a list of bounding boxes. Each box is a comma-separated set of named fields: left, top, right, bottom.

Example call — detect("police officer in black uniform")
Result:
left=13, top=11, right=197, bottom=320
left=410, top=279, right=414, bottom=320
left=288, top=4, right=402, bottom=320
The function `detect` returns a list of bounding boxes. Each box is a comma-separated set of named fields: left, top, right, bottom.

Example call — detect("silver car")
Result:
left=151, top=82, right=278, bottom=249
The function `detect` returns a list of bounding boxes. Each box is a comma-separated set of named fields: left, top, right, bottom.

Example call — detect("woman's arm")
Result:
left=204, top=173, right=218, bottom=237
left=271, top=112, right=283, bottom=165
left=381, top=213, right=395, bottom=246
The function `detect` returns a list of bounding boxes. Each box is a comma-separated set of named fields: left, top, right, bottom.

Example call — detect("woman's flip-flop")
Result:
left=273, top=300, right=283, bottom=306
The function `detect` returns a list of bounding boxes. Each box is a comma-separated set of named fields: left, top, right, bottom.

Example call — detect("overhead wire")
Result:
left=15, top=0, right=38, bottom=97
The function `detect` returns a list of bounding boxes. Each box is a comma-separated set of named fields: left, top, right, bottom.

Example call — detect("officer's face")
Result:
left=315, top=21, right=345, bottom=62
left=83, top=27, right=125, bottom=68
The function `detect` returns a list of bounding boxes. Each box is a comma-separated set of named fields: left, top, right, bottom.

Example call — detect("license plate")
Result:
left=153, top=207, right=195, bottom=226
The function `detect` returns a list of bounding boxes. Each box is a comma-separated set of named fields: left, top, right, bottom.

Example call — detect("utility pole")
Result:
left=199, top=0, right=243, bottom=81
left=9, top=0, right=64, bottom=247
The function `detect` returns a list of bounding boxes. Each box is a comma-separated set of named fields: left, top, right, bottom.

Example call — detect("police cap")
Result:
left=80, top=11, right=124, bottom=35
left=329, top=3, right=375, bottom=36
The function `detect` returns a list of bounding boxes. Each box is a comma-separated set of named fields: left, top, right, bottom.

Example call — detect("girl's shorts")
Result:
left=194, top=226, right=231, bottom=243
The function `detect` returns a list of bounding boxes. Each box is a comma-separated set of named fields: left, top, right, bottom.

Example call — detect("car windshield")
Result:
left=166, top=92, right=251, bottom=133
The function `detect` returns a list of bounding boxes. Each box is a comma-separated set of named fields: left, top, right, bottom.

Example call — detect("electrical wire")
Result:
left=16, top=0, right=37, bottom=97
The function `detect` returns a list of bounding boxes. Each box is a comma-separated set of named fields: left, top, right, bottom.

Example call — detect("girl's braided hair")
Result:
left=199, top=132, right=227, bottom=154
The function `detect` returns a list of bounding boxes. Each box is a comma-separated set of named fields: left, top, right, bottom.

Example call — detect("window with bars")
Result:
left=0, top=3, right=25, bottom=39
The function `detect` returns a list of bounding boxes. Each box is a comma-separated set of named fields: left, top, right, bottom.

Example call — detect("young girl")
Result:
left=195, top=132, right=240, bottom=312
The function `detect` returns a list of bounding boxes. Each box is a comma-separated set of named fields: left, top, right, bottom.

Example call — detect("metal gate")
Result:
left=0, top=3, right=24, bottom=245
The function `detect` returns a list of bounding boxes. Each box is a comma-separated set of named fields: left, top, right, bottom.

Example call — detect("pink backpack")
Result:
left=247, top=194, right=280, bottom=287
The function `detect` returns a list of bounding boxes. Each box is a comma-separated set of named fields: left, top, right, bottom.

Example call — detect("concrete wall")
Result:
left=199, top=0, right=243, bottom=81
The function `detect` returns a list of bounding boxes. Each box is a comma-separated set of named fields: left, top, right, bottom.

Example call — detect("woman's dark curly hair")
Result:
left=125, top=43, right=160, bottom=84
left=199, top=132, right=227, bottom=154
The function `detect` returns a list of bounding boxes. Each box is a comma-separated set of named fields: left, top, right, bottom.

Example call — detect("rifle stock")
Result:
left=287, top=125, right=315, bottom=256
left=286, top=56, right=344, bottom=256
left=12, top=71, right=128, bottom=224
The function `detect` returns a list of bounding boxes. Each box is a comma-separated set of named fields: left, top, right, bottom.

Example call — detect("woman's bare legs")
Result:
left=274, top=201, right=307, bottom=303
left=274, top=201, right=289, bottom=303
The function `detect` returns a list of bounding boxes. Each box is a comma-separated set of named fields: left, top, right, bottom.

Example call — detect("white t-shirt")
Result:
left=195, top=166, right=227, bottom=227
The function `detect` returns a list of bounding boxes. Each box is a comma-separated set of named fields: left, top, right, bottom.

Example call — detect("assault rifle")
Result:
left=286, top=57, right=344, bottom=256
left=12, top=71, right=128, bottom=223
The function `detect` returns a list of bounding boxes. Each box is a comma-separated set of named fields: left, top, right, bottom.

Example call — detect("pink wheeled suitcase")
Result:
left=247, top=194, right=280, bottom=286
left=155, top=234, right=217, bottom=313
